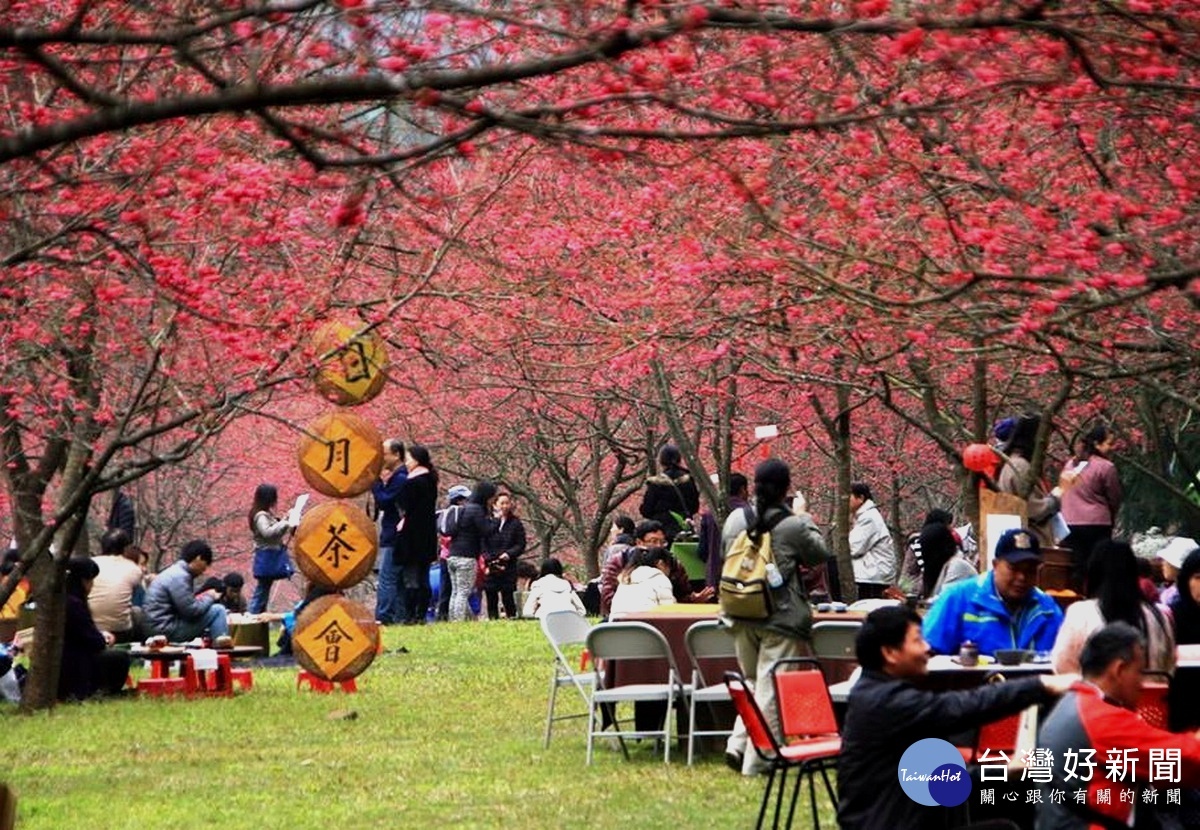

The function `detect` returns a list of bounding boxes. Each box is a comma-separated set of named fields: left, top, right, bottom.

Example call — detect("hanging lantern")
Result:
left=962, top=443, right=999, bottom=475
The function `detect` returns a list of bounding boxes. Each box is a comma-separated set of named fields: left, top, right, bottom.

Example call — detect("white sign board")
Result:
left=754, top=424, right=779, bottom=439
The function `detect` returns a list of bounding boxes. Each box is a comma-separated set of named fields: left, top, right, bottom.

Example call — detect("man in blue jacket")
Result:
left=923, top=527, right=1063, bottom=657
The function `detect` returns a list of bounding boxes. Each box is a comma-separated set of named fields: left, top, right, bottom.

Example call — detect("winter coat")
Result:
left=640, top=467, right=700, bottom=541
left=1060, top=453, right=1122, bottom=528
left=849, top=500, right=896, bottom=585
left=609, top=566, right=676, bottom=616
left=58, top=593, right=108, bottom=701
left=396, top=469, right=438, bottom=566
left=447, top=501, right=497, bottom=560
left=484, top=515, right=526, bottom=588
left=921, top=571, right=1063, bottom=657
left=997, top=455, right=1060, bottom=547
left=371, top=467, right=407, bottom=548
left=144, top=560, right=215, bottom=637
left=522, top=574, right=585, bottom=619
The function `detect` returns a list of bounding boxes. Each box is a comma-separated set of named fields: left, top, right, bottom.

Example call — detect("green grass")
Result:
left=0, top=620, right=838, bottom=829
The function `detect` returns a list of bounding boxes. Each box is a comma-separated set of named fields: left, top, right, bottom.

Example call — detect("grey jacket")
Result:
left=144, top=560, right=215, bottom=636
left=721, top=505, right=830, bottom=639
left=252, top=510, right=290, bottom=549
left=849, top=500, right=896, bottom=585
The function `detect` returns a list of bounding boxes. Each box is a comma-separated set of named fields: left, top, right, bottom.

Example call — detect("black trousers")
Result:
left=484, top=584, right=517, bottom=619
left=1063, top=524, right=1112, bottom=592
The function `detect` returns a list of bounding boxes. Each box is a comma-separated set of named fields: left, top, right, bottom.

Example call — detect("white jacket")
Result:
left=522, top=574, right=586, bottom=620
left=849, top=500, right=896, bottom=585
left=609, top=566, right=675, bottom=617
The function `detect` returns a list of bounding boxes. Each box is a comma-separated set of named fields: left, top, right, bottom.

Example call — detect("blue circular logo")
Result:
left=897, top=738, right=972, bottom=807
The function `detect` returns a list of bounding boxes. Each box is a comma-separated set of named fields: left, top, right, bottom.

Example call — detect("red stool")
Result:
left=184, top=654, right=234, bottom=697
left=296, top=669, right=357, bottom=693
left=137, top=677, right=186, bottom=697
left=230, top=667, right=254, bottom=691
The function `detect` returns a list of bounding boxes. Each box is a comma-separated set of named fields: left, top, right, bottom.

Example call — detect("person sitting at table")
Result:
left=1036, top=621, right=1200, bottom=830
left=89, top=528, right=146, bottom=644
left=600, top=521, right=713, bottom=618
left=1050, top=539, right=1174, bottom=675
left=838, top=605, right=1075, bottom=830
left=220, top=572, right=247, bottom=613
left=144, top=540, right=230, bottom=643
left=197, top=572, right=247, bottom=614
left=608, top=547, right=676, bottom=617
left=922, top=527, right=1063, bottom=658
left=59, top=557, right=133, bottom=701
left=522, top=558, right=586, bottom=620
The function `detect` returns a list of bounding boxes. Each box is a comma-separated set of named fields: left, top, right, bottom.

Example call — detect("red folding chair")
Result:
left=959, top=712, right=1021, bottom=765
left=1139, top=671, right=1172, bottom=731
left=724, top=670, right=841, bottom=830
left=770, top=658, right=843, bottom=830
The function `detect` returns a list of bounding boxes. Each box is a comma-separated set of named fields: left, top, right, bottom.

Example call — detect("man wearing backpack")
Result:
left=722, top=458, right=831, bottom=777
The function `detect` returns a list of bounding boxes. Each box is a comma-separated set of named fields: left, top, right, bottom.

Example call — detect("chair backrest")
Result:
left=771, top=658, right=840, bottom=739
left=541, top=610, right=593, bottom=673
left=586, top=621, right=676, bottom=666
left=724, top=671, right=782, bottom=760
left=810, top=621, right=861, bottom=660
left=1139, top=672, right=1171, bottom=731
left=974, top=713, right=1021, bottom=755
left=685, top=619, right=738, bottom=687
left=542, top=610, right=592, bottom=651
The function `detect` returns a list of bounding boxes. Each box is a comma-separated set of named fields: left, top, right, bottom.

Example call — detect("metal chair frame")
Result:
left=539, top=610, right=596, bottom=748
left=684, top=619, right=738, bottom=765
left=585, top=621, right=688, bottom=765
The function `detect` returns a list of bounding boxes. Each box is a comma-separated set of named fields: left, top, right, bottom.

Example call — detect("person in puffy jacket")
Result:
left=522, top=558, right=585, bottom=619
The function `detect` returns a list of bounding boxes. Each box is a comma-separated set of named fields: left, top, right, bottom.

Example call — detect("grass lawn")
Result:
left=1, top=619, right=839, bottom=829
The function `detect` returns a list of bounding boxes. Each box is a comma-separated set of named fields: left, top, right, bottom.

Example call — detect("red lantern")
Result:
left=962, top=442, right=999, bottom=475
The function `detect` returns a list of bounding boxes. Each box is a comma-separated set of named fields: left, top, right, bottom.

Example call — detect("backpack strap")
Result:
left=744, top=506, right=788, bottom=540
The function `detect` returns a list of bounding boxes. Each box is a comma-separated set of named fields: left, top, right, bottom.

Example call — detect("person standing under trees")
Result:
left=640, top=444, right=700, bottom=544
left=721, top=458, right=831, bottom=777
left=435, top=485, right=472, bottom=622
left=848, top=482, right=896, bottom=600
left=1060, top=423, right=1123, bottom=591
left=395, top=444, right=439, bottom=625
left=446, top=480, right=498, bottom=622
left=247, top=483, right=295, bottom=614
left=996, top=413, right=1070, bottom=550
left=371, top=439, right=407, bottom=625
left=483, top=492, right=525, bottom=620
left=700, top=473, right=749, bottom=591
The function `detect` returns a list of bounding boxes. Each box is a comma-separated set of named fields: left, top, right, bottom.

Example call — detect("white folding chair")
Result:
left=811, top=620, right=861, bottom=684
left=585, top=621, right=688, bottom=765
left=684, top=619, right=738, bottom=765
left=810, top=620, right=861, bottom=660
left=539, top=611, right=596, bottom=748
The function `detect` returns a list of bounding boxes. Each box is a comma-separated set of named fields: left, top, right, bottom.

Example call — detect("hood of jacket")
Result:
left=534, top=574, right=574, bottom=594
left=646, top=471, right=691, bottom=487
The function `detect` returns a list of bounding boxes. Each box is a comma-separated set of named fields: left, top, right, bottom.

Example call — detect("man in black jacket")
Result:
left=838, top=606, right=1076, bottom=830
